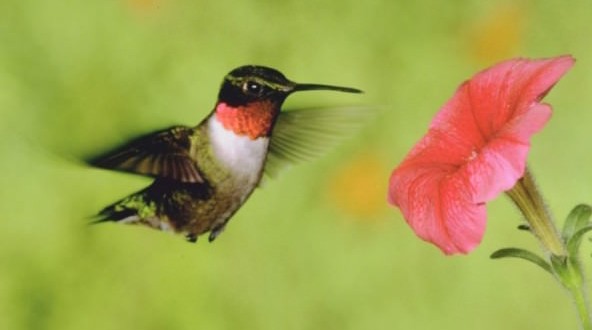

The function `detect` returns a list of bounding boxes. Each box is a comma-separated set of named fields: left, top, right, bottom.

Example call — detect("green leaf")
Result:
left=562, top=204, right=592, bottom=241
left=491, top=248, right=552, bottom=273
left=567, top=224, right=592, bottom=257
left=550, top=255, right=569, bottom=280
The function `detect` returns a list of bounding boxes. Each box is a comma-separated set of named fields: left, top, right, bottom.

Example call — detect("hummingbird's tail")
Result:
left=92, top=190, right=155, bottom=225
left=91, top=180, right=210, bottom=242
left=92, top=203, right=139, bottom=224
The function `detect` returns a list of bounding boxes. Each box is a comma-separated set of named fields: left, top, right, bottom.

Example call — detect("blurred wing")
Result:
left=265, top=106, right=374, bottom=178
left=88, top=126, right=203, bottom=183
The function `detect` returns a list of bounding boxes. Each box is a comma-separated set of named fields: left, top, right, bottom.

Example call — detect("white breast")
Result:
left=208, top=117, right=269, bottom=183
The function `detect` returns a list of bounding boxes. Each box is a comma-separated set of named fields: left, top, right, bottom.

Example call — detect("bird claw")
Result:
left=208, top=224, right=226, bottom=242
left=186, top=233, right=198, bottom=243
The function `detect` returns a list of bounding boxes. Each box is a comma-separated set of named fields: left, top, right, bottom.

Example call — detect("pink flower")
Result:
left=388, top=56, right=575, bottom=255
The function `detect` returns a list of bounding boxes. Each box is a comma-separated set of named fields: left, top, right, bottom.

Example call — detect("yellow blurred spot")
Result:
left=466, top=4, right=527, bottom=64
left=325, top=153, right=389, bottom=218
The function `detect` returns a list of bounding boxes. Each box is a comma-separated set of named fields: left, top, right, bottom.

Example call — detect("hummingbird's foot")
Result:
left=208, top=224, right=227, bottom=242
left=185, top=233, right=198, bottom=243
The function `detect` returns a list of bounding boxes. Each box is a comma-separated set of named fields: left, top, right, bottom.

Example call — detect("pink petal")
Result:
left=469, top=104, right=552, bottom=202
left=388, top=55, right=574, bottom=255
left=389, top=156, right=486, bottom=255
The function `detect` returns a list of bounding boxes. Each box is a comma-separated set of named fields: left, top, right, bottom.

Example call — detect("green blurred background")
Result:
left=1, top=0, right=591, bottom=329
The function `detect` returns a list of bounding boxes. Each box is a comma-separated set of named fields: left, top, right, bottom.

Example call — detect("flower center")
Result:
left=467, top=149, right=479, bottom=161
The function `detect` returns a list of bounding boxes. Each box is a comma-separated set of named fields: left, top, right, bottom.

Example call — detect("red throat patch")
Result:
left=215, top=101, right=277, bottom=139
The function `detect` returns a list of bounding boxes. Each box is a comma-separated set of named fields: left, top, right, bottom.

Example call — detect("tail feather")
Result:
left=92, top=204, right=139, bottom=224
left=92, top=191, right=153, bottom=225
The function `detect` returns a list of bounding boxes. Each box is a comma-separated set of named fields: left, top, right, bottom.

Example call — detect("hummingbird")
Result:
left=89, top=65, right=364, bottom=243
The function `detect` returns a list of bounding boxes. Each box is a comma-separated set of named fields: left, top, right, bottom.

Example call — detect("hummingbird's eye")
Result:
left=242, top=81, right=264, bottom=96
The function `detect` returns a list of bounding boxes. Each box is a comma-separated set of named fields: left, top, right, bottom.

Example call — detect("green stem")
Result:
left=570, top=286, right=592, bottom=330
left=567, top=260, right=592, bottom=330
left=506, top=167, right=592, bottom=329
left=506, top=168, right=566, bottom=256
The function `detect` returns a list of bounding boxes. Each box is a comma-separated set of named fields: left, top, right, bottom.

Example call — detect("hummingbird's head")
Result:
left=215, top=65, right=361, bottom=139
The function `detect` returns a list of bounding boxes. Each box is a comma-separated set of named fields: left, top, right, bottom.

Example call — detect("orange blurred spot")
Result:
left=325, top=153, right=389, bottom=218
left=467, top=4, right=527, bottom=64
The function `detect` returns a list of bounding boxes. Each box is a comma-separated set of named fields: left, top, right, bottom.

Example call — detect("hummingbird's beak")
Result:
left=291, top=83, right=363, bottom=94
